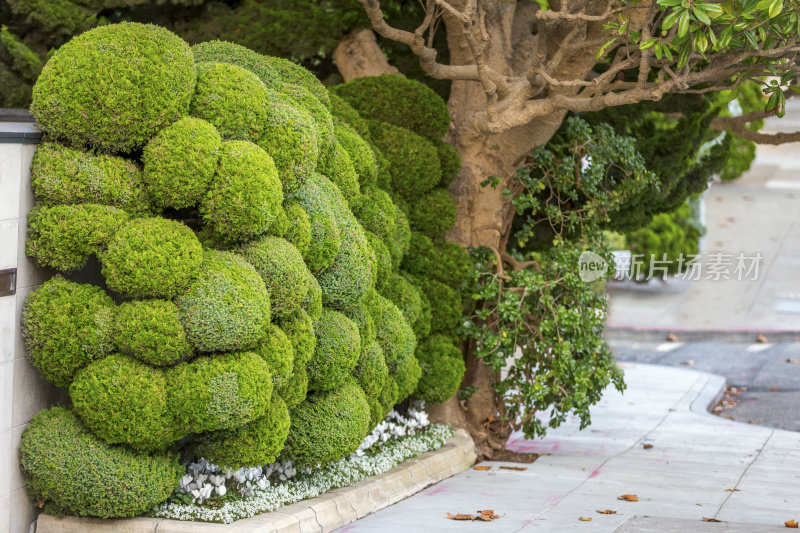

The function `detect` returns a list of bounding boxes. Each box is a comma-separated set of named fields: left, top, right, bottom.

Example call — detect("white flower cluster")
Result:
left=352, top=403, right=430, bottom=457
left=153, top=424, right=454, bottom=523
left=177, top=459, right=299, bottom=504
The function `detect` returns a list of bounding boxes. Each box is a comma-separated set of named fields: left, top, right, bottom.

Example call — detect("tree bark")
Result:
left=333, top=29, right=400, bottom=81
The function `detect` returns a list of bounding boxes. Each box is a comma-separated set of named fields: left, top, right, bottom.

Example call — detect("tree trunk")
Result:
left=333, top=29, right=400, bottom=80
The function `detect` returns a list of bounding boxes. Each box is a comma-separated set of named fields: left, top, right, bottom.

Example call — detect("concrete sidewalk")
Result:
left=337, top=364, right=800, bottom=532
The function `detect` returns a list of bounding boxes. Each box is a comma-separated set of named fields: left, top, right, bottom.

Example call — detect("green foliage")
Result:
left=392, top=347, right=421, bottom=401
left=238, top=236, right=311, bottom=317
left=402, top=232, right=472, bottom=289
left=415, top=277, right=461, bottom=334
left=378, top=273, right=422, bottom=326
left=331, top=74, right=450, bottom=141
left=351, top=341, right=388, bottom=398
left=385, top=203, right=411, bottom=268
left=368, top=121, right=441, bottom=200
left=19, top=407, right=182, bottom=518
left=283, top=377, right=370, bottom=466
left=278, top=307, right=316, bottom=366
left=0, top=24, right=42, bottom=93
left=377, top=378, right=399, bottom=417
left=301, top=269, right=323, bottom=320
left=434, top=139, right=461, bottom=187
left=307, top=309, right=361, bottom=391
left=342, top=300, right=377, bottom=347
left=317, top=139, right=359, bottom=208
left=167, top=351, right=273, bottom=434
left=21, top=276, right=115, bottom=387
left=364, top=231, right=392, bottom=289
left=189, top=396, right=290, bottom=469
left=201, top=140, right=283, bottom=244
left=414, top=335, right=465, bottom=405
left=370, top=293, right=418, bottom=401
left=407, top=187, right=457, bottom=242
left=354, top=187, right=396, bottom=240
left=176, top=249, right=271, bottom=353
left=115, top=299, right=193, bottom=366
left=718, top=134, right=756, bottom=181
left=100, top=217, right=203, bottom=299
left=412, top=288, right=432, bottom=339
left=295, top=174, right=342, bottom=272
left=26, top=204, right=129, bottom=272
left=283, top=201, right=312, bottom=257
left=190, top=61, right=269, bottom=142
left=70, top=354, right=176, bottom=451
left=31, top=22, right=195, bottom=153
left=30, top=143, right=150, bottom=215
left=328, top=91, right=371, bottom=140
left=335, top=122, right=377, bottom=187
left=141, top=116, right=222, bottom=210
left=257, top=324, right=295, bottom=390
left=279, top=359, right=309, bottom=409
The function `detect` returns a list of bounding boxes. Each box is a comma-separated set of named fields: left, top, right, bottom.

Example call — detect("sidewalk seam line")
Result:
left=712, top=429, right=775, bottom=520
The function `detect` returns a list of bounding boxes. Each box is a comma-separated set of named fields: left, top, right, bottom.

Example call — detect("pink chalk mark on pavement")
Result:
left=506, top=436, right=562, bottom=454
left=588, top=469, right=602, bottom=479
left=425, top=486, right=448, bottom=496
left=545, top=494, right=564, bottom=506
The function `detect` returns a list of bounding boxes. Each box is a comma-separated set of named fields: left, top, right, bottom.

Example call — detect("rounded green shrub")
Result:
left=343, top=301, right=376, bottom=347
left=190, top=61, right=269, bottom=142
left=176, top=249, right=271, bottom=353
left=435, top=139, right=461, bottom=187
left=190, top=396, right=290, bottom=469
left=377, top=378, right=399, bottom=416
left=412, top=288, right=432, bottom=339
left=238, top=236, right=311, bottom=317
left=371, top=294, right=417, bottom=400
left=301, top=269, right=323, bottom=320
left=283, top=377, right=370, bottom=466
left=115, top=299, right=193, bottom=366
left=21, top=276, right=115, bottom=387
left=267, top=204, right=289, bottom=238
left=368, top=121, right=441, bottom=200
left=279, top=359, right=309, bottom=409
left=352, top=341, right=388, bottom=398
left=141, top=116, right=222, bottom=209
left=283, top=201, right=311, bottom=256
left=328, top=91, right=371, bottom=140
left=30, top=22, right=195, bottom=153
left=335, top=122, right=377, bottom=187
left=26, top=204, right=129, bottom=272
left=19, top=407, right=182, bottom=518
left=167, top=351, right=272, bottom=434
left=70, top=354, right=176, bottom=451
left=403, top=232, right=472, bottom=288
left=354, top=187, right=396, bottom=240
left=418, top=277, right=462, bottom=333
left=192, top=41, right=330, bottom=107
left=296, top=175, right=341, bottom=272
left=364, top=231, right=392, bottom=289
left=393, top=349, right=421, bottom=401
left=331, top=74, right=450, bottom=141
left=414, top=335, right=465, bottom=404
left=385, top=203, right=411, bottom=268
left=30, top=143, right=150, bottom=215
left=278, top=307, right=316, bottom=366
left=307, top=309, right=361, bottom=391
left=372, top=144, right=393, bottom=192
left=257, top=324, right=294, bottom=389
left=317, top=139, right=359, bottom=208
left=378, top=273, right=422, bottom=326
left=279, top=84, right=334, bottom=153
left=201, top=140, right=283, bottom=244
left=367, top=395, right=385, bottom=429
left=407, top=187, right=457, bottom=241
left=100, top=217, right=203, bottom=299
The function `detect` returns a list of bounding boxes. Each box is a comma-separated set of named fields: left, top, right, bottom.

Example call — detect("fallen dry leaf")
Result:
left=787, top=358, right=799, bottom=364
left=757, top=333, right=769, bottom=344
left=747, top=420, right=757, bottom=424
left=667, top=332, right=680, bottom=342
left=724, top=488, right=740, bottom=492
left=680, top=360, right=695, bottom=366
left=618, top=494, right=639, bottom=502
left=596, top=510, right=617, bottom=514
left=578, top=517, right=592, bottom=521
left=477, top=510, right=500, bottom=521
left=642, top=443, right=654, bottom=449
left=786, top=519, right=799, bottom=528
left=447, top=513, right=475, bottom=521
left=771, top=387, right=781, bottom=392
left=703, top=517, right=721, bottom=522
left=473, top=466, right=492, bottom=471
left=499, top=465, right=527, bottom=471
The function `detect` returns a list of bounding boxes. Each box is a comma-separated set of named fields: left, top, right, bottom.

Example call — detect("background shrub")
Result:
left=141, top=116, right=222, bottom=210
left=378, top=273, right=422, bottom=326
left=307, top=309, right=361, bottom=391
left=414, top=335, right=465, bottom=404
left=19, top=407, right=182, bottom=518
left=434, top=139, right=461, bottom=187
left=115, top=299, right=193, bottom=366
left=367, top=121, right=441, bottom=200
left=30, top=22, right=195, bottom=153
left=21, top=277, right=115, bottom=387
left=407, top=187, right=457, bottom=242
left=100, top=217, right=203, bottom=299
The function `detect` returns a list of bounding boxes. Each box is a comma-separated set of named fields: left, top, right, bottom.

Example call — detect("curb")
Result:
left=35, top=429, right=477, bottom=533
left=605, top=326, right=800, bottom=343
left=688, top=372, right=727, bottom=417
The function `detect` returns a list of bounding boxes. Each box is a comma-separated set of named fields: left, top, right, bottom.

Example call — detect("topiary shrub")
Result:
left=189, top=396, right=290, bottom=469
left=201, top=140, right=283, bottom=244
left=317, top=139, right=359, bottom=208
left=26, top=204, right=129, bottom=271
left=385, top=203, right=411, bottom=267
left=407, top=187, right=457, bottom=242
left=378, top=272, right=423, bottom=326
left=328, top=91, right=371, bottom=140
left=403, top=232, right=472, bottom=288
left=100, top=217, right=203, bottom=299
left=283, top=377, right=370, bottom=466
left=278, top=84, right=334, bottom=153
left=412, top=289, right=433, bottom=339
left=190, top=61, right=269, bottom=142
left=278, top=307, right=316, bottom=366
left=307, top=309, right=361, bottom=391
left=19, top=407, right=182, bottom=518
left=176, top=249, right=270, bottom=353
left=141, top=116, right=222, bottom=210
left=331, top=74, right=450, bottom=141
left=371, top=293, right=418, bottom=401
left=70, top=354, right=176, bottom=451
left=377, top=378, right=399, bottom=419
left=354, top=187, right=396, bottom=240
left=257, top=324, right=294, bottom=389
left=30, top=22, right=196, bottom=153
left=414, top=335, right=465, bottom=404
left=416, top=277, right=462, bottom=333
left=115, top=299, right=193, bottom=366
left=30, top=143, right=151, bottom=215
left=335, top=122, right=377, bottom=187
left=21, top=276, right=115, bottom=387
left=393, top=349, right=422, bottom=401
left=237, top=236, right=311, bottom=317
left=295, top=175, right=341, bottom=272
left=167, top=351, right=273, bottom=434
left=301, top=269, right=323, bottom=320
left=368, top=121, right=441, bottom=200
left=283, top=201, right=311, bottom=256
left=364, top=231, right=392, bottom=289
left=342, top=300, right=376, bottom=347
left=352, top=341, right=388, bottom=398
left=435, top=139, right=461, bottom=187
left=279, top=359, right=309, bottom=409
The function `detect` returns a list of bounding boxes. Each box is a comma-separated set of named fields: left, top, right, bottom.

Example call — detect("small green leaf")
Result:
left=769, top=0, right=784, bottom=17
left=678, top=10, right=690, bottom=37
left=639, top=38, right=658, bottom=49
